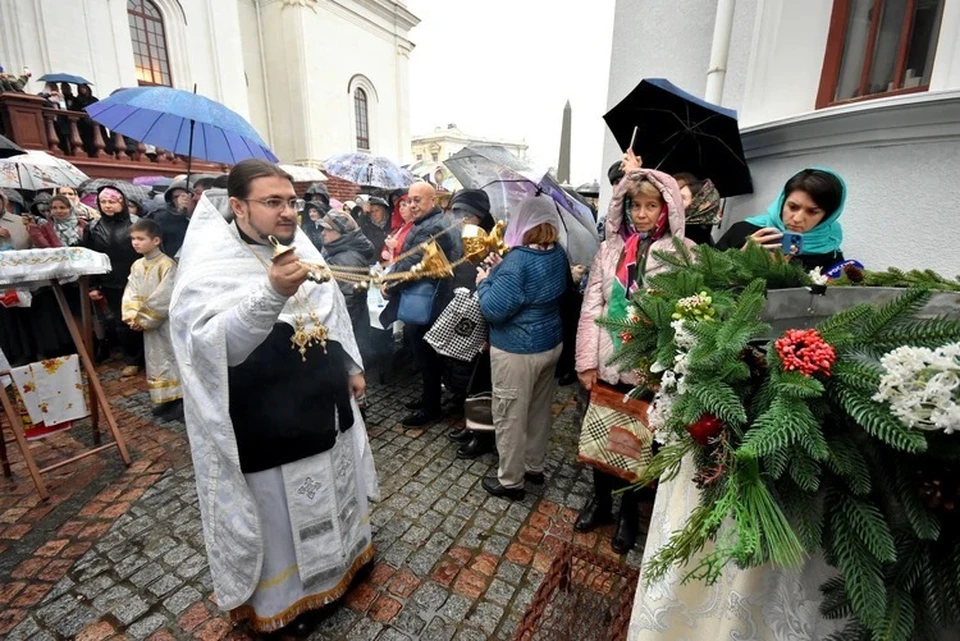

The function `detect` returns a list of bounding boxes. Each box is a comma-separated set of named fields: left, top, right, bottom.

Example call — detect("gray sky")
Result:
left=405, top=0, right=615, bottom=187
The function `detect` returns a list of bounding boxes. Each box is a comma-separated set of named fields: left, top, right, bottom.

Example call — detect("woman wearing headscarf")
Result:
left=26, top=195, right=88, bottom=248
left=83, top=186, right=143, bottom=376
left=673, top=173, right=722, bottom=246
left=301, top=200, right=327, bottom=251
left=627, top=170, right=851, bottom=640
left=57, top=185, right=99, bottom=222
left=475, top=196, right=569, bottom=501
left=715, top=168, right=846, bottom=271
left=574, top=166, right=694, bottom=554
left=71, top=84, right=103, bottom=156
left=381, top=192, right=413, bottom=264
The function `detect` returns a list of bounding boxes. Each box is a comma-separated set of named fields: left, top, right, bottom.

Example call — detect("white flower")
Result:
left=808, top=268, right=829, bottom=286
left=671, top=320, right=696, bottom=350
left=873, top=343, right=960, bottom=433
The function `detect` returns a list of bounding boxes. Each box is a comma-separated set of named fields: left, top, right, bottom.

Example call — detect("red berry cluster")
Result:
left=775, top=328, right=836, bottom=377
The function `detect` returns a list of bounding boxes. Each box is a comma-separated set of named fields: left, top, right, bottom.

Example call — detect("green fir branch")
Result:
left=830, top=388, right=928, bottom=454
left=825, top=434, right=873, bottom=496
left=838, top=496, right=897, bottom=563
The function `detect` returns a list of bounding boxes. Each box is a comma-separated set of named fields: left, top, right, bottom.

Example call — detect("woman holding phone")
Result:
left=716, top=168, right=846, bottom=271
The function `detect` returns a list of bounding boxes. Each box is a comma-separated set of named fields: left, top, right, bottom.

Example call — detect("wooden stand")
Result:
left=0, top=277, right=131, bottom=500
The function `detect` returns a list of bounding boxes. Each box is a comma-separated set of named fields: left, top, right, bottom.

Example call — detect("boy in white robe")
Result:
left=121, top=218, right=182, bottom=419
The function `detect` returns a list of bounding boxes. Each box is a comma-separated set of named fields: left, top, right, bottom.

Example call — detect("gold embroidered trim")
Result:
left=229, top=543, right=374, bottom=633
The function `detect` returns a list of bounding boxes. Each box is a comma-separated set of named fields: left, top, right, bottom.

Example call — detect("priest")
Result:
left=169, top=159, right=379, bottom=634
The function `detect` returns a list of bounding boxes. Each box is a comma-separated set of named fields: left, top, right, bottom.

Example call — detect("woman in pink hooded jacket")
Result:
left=574, top=165, right=693, bottom=553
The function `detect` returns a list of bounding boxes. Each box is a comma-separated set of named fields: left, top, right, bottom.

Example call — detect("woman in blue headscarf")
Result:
left=716, top=168, right=846, bottom=271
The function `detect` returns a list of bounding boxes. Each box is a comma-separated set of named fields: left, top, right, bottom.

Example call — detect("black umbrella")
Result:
left=603, top=78, right=753, bottom=197
left=0, top=134, right=25, bottom=159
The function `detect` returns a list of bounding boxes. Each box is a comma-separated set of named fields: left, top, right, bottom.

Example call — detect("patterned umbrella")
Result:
left=0, top=151, right=88, bottom=190
left=444, top=145, right=599, bottom=266
left=78, top=178, right=151, bottom=203
left=323, top=152, right=414, bottom=189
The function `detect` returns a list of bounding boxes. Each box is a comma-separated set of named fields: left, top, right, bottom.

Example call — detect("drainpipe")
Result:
left=253, top=0, right=275, bottom=147
left=705, top=0, right=736, bottom=104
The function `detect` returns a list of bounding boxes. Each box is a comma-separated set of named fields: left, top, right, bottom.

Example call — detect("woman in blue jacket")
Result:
left=476, top=196, right=569, bottom=500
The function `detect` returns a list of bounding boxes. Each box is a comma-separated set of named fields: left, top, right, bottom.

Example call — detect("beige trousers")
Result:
left=490, top=344, right=563, bottom=489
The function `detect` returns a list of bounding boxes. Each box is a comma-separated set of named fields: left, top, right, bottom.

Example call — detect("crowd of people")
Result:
left=0, top=149, right=851, bottom=636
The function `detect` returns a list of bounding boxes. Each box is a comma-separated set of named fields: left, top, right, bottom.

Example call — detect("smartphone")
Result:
left=781, top=233, right=803, bottom=255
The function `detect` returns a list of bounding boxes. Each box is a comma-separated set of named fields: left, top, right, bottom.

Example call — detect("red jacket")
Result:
left=27, top=218, right=88, bottom=248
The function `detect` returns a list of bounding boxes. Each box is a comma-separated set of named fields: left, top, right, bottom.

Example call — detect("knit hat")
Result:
left=607, top=161, right=625, bottom=186
left=320, top=211, right=358, bottom=235
left=451, top=189, right=495, bottom=233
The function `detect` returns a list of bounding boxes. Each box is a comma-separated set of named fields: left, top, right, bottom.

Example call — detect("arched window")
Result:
left=354, top=88, right=370, bottom=150
left=128, top=0, right=172, bottom=86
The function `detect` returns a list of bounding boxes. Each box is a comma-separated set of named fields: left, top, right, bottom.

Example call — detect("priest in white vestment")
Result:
left=169, top=160, right=380, bottom=634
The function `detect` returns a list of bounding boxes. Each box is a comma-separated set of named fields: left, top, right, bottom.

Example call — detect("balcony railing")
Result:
left=0, top=92, right=228, bottom=180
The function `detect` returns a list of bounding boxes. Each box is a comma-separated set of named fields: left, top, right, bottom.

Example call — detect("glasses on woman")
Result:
left=245, top=198, right=306, bottom=213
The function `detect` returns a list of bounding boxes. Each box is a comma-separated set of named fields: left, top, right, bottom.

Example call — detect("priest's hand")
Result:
left=269, top=250, right=309, bottom=297
left=348, top=373, right=366, bottom=400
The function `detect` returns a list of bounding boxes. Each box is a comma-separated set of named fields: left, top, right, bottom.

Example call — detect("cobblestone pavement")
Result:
left=1, top=362, right=650, bottom=640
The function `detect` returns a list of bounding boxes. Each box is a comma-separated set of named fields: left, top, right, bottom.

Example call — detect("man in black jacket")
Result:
left=387, top=182, right=458, bottom=427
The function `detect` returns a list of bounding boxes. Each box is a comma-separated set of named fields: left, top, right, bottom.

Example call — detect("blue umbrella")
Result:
left=84, top=86, right=277, bottom=180
left=37, top=73, right=93, bottom=85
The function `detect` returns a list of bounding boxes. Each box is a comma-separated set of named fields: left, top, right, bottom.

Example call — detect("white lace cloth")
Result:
left=628, top=456, right=846, bottom=641
left=0, top=247, right=111, bottom=287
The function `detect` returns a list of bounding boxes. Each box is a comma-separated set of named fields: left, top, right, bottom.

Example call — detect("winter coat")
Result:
left=477, top=244, right=569, bottom=354
left=358, top=215, right=389, bottom=258
left=152, top=182, right=191, bottom=258
left=323, top=230, right=376, bottom=331
left=302, top=219, right=325, bottom=251
left=575, top=168, right=694, bottom=386
left=387, top=207, right=459, bottom=322
left=82, top=188, right=139, bottom=291
left=27, top=217, right=88, bottom=248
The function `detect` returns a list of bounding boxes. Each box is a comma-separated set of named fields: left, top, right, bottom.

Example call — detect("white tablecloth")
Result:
left=0, top=247, right=112, bottom=287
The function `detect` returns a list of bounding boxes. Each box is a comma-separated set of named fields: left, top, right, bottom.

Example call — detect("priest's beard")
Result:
left=241, top=216, right=296, bottom=246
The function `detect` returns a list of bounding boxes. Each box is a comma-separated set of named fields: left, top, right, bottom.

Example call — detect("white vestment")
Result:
left=122, top=250, right=181, bottom=403
left=169, top=190, right=380, bottom=628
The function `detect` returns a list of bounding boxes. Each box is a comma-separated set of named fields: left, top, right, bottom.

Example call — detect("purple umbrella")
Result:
left=444, top=145, right=599, bottom=266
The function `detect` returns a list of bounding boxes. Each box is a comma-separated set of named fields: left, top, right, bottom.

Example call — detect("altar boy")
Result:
left=122, top=219, right=182, bottom=419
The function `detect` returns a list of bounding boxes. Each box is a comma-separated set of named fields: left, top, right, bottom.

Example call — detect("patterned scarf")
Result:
left=685, top=179, right=722, bottom=226
left=607, top=204, right=669, bottom=348
left=52, top=210, right=82, bottom=247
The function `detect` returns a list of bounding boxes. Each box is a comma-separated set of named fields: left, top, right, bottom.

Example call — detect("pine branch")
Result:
left=825, top=434, right=872, bottom=496
left=857, top=288, right=931, bottom=342
left=893, top=465, right=940, bottom=541
left=879, top=589, right=916, bottom=641
left=829, top=508, right=888, bottom=629
left=830, top=388, right=928, bottom=454
left=838, top=496, right=897, bottom=563
left=688, top=381, right=748, bottom=427
left=788, top=453, right=821, bottom=492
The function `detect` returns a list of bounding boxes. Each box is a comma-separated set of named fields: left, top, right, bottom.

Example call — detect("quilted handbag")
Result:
left=424, top=287, right=488, bottom=362
left=577, top=383, right=653, bottom=483
left=397, top=280, right=439, bottom=326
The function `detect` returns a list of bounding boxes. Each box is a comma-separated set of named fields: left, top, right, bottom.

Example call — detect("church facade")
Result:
left=603, top=0, right=960, bottom=273
left=0, top=0, right=419, bottom=165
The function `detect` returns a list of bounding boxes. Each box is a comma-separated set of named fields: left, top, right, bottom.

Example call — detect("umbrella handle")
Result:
left=628, top=125, right=638, bottom=152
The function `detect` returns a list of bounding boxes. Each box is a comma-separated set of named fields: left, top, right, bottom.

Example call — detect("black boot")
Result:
left=447, top=427, right=472, bottom=443
left=611, top=488, right=640, bottom=554
left=575, top=469, right=614, bottom=532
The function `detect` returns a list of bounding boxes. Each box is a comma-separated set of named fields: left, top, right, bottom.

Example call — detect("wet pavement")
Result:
left=1, top=361, right=648, bottom=640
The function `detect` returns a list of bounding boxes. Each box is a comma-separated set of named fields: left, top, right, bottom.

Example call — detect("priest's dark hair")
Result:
left=783, top=169, right=844, bottom=219
left=227, top=159, right=294, bottom=200
left=130, top=218, right=162, bottom=239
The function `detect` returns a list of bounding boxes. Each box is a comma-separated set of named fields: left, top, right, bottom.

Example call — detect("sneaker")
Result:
left=121, top=365, right=140, bottom=378
left=401, top=410, right=441, bottom=428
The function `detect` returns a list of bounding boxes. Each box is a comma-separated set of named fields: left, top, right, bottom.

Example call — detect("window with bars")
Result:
left=128, top=0, right=172, bottom=86
left=817, top=0, right=945, bottom=108
left=354, top=88, right=370, bottom=150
